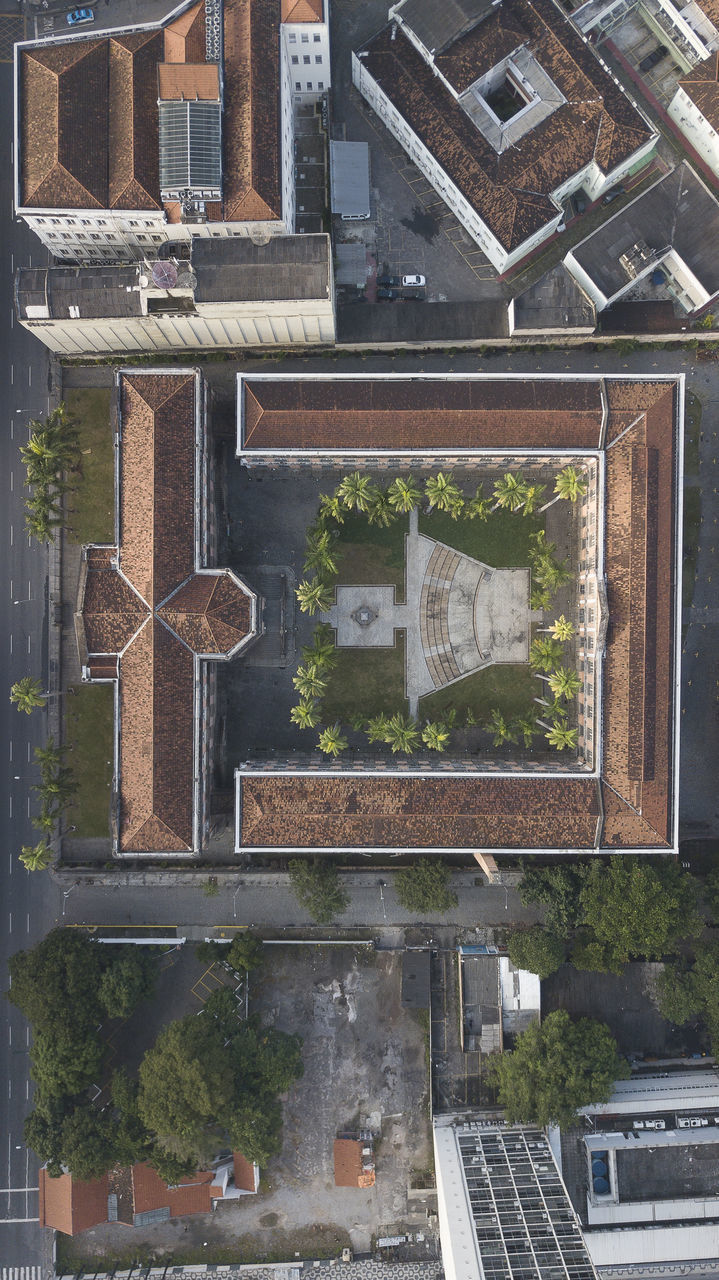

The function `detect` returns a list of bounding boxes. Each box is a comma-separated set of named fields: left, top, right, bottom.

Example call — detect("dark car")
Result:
left=639, top=45, right=667, bottom=72
left=377, top=275, right=400, bottom=287
left=377, top=288, right=399, bottom=300
left=603, top=183, right=626, bottom=204
left=401, top=290, right=426, bottom=301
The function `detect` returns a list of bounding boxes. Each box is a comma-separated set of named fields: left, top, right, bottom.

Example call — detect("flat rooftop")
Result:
left=616, top=1140, right=719, bottom=1203
left=191, top=234, right=331, bottom=303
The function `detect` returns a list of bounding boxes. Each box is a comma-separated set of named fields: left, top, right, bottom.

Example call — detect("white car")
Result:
left=402, top=274, right=425, bottom=287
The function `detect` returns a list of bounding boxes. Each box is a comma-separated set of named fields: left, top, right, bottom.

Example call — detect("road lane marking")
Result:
left=8, top=634, right=12, bottom=655
left=27, top=368, right=31, bottom=387
left=26, top=635, right=30, bottom=655
left=8, top=741, right=11, bottom=762
left=7, top=1027, right=10, bottom=1045
left=9, top=525, right=12, bottom=547
left=26, top=914, right=29, bottom=933
left=8, top=914, right=11, bottom=933
left=8, top=853, right=11, bottom=877
left=9, top=472, right=12, bottom=491
left=10, top=365, right=13, bottom=385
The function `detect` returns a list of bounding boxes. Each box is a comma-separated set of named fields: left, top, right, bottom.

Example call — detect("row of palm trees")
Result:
left=10, top=681, right=77, bottom=868
left=295, top=466, right=587, bottom=615
left=20, top=404, right=82, bottom=544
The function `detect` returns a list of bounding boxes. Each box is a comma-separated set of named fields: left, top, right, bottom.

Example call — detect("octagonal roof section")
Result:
left=157, top=569, right=256, bottom=658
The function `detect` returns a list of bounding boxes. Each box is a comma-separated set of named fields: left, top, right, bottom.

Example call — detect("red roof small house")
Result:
left=334, top=1137, right=375, bottom=1188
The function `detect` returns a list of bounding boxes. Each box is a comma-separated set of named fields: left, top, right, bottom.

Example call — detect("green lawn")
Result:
left=65, top=388, right=114, bottom=545
left=420, top=662, right=540, bottom=726
left=65, top=684, right=113, bottom=837
left=418, top=507, right=544, bottom=567
left=334, top=511, right=407, bottom=600
left=683, top=486, right=701, bottom=611
left=321, top=633, right=408, bottom=722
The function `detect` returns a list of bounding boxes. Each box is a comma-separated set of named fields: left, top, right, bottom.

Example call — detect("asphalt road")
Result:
left=0, top=23, right=57, bottom=1272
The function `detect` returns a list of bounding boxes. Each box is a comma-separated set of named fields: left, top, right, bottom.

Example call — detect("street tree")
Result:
left=486, top=1009, right=628, bottom=1129
left=395, top=859, right=458, bottom=914
left=295, top=577, right=335, bottom=616
left=657, top=945, right=719, bottom=1046
left=19, top=841, right=53, bottom=872
left=10, top=677, right=47, bottom=714
left=579, top=857, right=699, bottom=969
left=508, top=926, right=565, bottom=979
left=518, top=862, right=587, bottom=935
left=387, top=474, right=421, bottom=514
left=485, top=709, right=517, bottom=748
left=139, top=1013, right=235, bottom=1165
left=99, top=952, right=156, bottom=1019
left=317, top=722, right=348, bottom=757
left=288, top=858, right=349, bottom=923
left=421, top=721, right=451, bottom=752
left=529, top=637, right=564, bottom=673
left=58, top=1105, right=120, bottom=1182
left=227, top=932, right=264, bottom=972
left=383, top=713, right=420, bottom=754
left=465, top=484, right=493, bottom=522
left=292, top=662, right=327, bottom=700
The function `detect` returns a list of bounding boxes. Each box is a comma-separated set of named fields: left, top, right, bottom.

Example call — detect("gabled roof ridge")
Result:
left=125, top=810, right=191, bottom=852
left=600, top=780, right=672, bottom=846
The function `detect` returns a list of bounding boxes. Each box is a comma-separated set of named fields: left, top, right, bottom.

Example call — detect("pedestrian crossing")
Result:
left=1, top=1268, right=43, bottom=1280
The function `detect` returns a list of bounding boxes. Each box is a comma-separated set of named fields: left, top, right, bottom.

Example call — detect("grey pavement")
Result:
left=57, top=1264, right=443, bottom=1280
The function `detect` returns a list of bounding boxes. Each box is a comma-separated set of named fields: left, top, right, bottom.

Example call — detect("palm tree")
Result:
left=529, top=637, right=564, bottom=673
left=296, top=578, right=335, bottom=616
left=485, top=709, right=518, bottom=748
left=492, top=471, right=528, bottom=513
left=304, top=529, right=338, bottom=579
left=319, top=492, right=345, bottom=525
left=465, top=484, right=493, bottom=522
left=32, top=799, right=58, bottom=835
left=521, top=483, right=546, bottom=516
left=530, top=585, right=552, bottom=612
left=10, top=677, right=47, bottom=714
left=421, top=721, right=451, bottom=752
left=365, top=713, right=390, bottom=744
left=534, top=555, right=572, bottom=595
left=337, top=471, right=374, bottom=512
left=317, top=722, right=348, bottom=757
left=301, top=629, right=338, bottom=672
left=540, top=465, right=588, bottom=512
left=387, top=475, right=421, bottom=514
left=34, top=737, right=64, bottom=772
left=367, top=488, right=396, bottom=528
left=25, top=496, right=64, bottom=544
left=19, top=841, right=53, bottom=872
left=290, top=700, right=321, bottom=730
left=424, top=472, right=463, bottom=515
left=540, top=614, right=574, bottom=642
left=514, top=713, right=537, bottom=748
left=534, top=696, right=568, bottom=726
left=292, top=663, right=327, bottom=700
left=547, top=666, right=581, bottom=701
left=544, top=723, right=578, bottom=751
left=384, top=713, right=420, bottom=754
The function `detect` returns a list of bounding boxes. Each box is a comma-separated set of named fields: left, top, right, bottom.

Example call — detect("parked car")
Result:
left=377, top=275, right=400, bottom=287
left=603, top=183, right=626, bottom=205
left=377, top=288, right=399, bottom=301
left=401, top=291, right=426, bottom=301
left=67, top=7, right=94, bottom=22
left=402, top=274, right=426, bottom=287
left=639, top=44, right=667, bottom=73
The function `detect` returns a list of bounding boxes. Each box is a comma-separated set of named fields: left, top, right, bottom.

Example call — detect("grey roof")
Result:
left=335, top=243, right=370, bottom=288
left=159, top=100, right=222, bottom=193
left=329, top=141, right=370, bottom=218
left=393, top=0, right=497, bottom=53
left=15, top=266, right=144, bottom=320
left=191, top=233, right=331, bottom=302
left=512, top=264, right=596, bottom=331
left=568, top=163, right=719, bottom=303
left=401, top=950, right=430, bottom=1008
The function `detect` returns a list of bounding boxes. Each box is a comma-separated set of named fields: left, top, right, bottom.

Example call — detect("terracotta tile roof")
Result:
left=435, top=7, right=527, bottom=93
left=83, top=559, right=147, bottom=654
left=358, top=0, right=653, bottom=252
left=233, top=1151, right=259, bottom=1191
left=242, top=378, right=604, bottom=450
left=282, top=0, right=323, bottom=18
left=223, top=0, right=283, bottom=223
left=131, top=1162, right=218, bottom=1217
left=334, top=1138, right=374, bottom=1187
left=39, top=1167, right=109, bottom=1236
left=163, top=0, right=207, bottom=62
left=20, top=32, right=163, bottom=210
left=240, top=776, right=601, bottom=848
left=157, top=571, right=252, bottom=655
left=158, top=62, right=220, bottom=101
left=677, top=52, right=719, bottom=133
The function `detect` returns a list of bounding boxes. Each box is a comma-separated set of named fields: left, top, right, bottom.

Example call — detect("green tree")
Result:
left=485, top=709, right=517, bottom=748
left=514, top=713, right=537, bottom=748
left=544, top=723, right=578, bottom=751
left=365, top=713, right=390, bottom=744
left=570, top=932, right=620, bottom=974
left=19, top=841, right=53, bottom=872
left=492, top=471, right=528, bottom=513
left=228, top=1094, right=283, bottom=1166
left=337, top=471, right=374, bottom=512
left=657, top=941, right=719, bottom=1049
left=227, top=931, right=264, bottom=973
left=59, top=1105, right=120, bottom=1182
left=518, top=863, right=587, bottom=935
left=421, top=721, right=451, bottom=752
left=367, top=487, right=396, bottom=528
left=288, top=858, right=349, bottom=924
left=544, top=614, right=575, bottom=642
left=10, top=677, right=47, bottom=714
left=387, top=474, right=421, bottom=514
left=508, top=926, right=565, bottom=979
left=486, top=1009, right=628, bottom=1129
left=318, top=492, right=345, bottom=525
left=529, top=637, right=564, bottom=673
left=34, top=736, right=64, bottom=773
left=521, top=483, right=546, bottom=516
left=541, top=465, right=588, bottom=512
left=290, top=699, right=321, bottom=730
left=138, top=1014, right=235, bottom=1165
left=99, top=952, right=156, bottom=1019
left=303, top=529, right=338, bottom=579
left=425, top=472, right=463, bottom=516
left=465, top=484, right=493, bottom=522
left=24, top=1098, right=68, bottom=1178
left=7, top=928, right=104, bottom=1033
left=31, top=1027, right=106, bottom=1098
left=301, top=624, right=338, bottom=671
left=579, top=857, right=699, bottom=969
left=292, top=662, right=327, bottom=700
left=383, top=712, right=420, bottom=754
left=530, top=584, right=552, bottom=612
left=535, top=555, right=572, bottom=595
left=395, top=859, right=458, bottom=914
left=317, top=722, right=348, bottom=757
left=546, top=666, right=581, bottom=701
left=296, top=577, right=335, bottom=616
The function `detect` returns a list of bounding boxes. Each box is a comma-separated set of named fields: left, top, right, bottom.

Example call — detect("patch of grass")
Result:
left=65, top=388, right=114, bottom=544
left=418, top=507, right=544, bottom=567
left=334, top=511, right=407, bottom=599
left=683, top=486, right=701, bottom=611
left=685, top=393, right=702, bottom=475
left=420, top=662, right=539, bottom=724
left=322, top=632, right=408, bottom=722
left=65, top=684, right=113, bottom=837
left=56, top=1227, right=351, bottom=1270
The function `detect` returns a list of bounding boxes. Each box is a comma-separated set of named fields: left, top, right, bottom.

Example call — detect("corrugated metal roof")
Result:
left=329, top=141, right=370, bottom=218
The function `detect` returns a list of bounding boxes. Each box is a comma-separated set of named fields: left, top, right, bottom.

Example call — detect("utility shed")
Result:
left=401, top=949, right=431, bottom=1008
left=330, top=141, right=370, bottom=219
left=333, top=1138, right=375, bottom=1187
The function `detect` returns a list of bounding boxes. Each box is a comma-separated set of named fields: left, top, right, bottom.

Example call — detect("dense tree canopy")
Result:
left=518, top=863, right=587, bottom=935
left=487, top=1009, right=628, bottom=1129
left=658, top=941, right=719, bottom=1051
left=579, top=858, right=699, bottom=969
left=288, top=858, right=349, bottom=924
left=394, top=859, right=458, bottom=914
left=139, top=1014, right=235, bottom=1165
left=507, top=926, right=565, bottom=979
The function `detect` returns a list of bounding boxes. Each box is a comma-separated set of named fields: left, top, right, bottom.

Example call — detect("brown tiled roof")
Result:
left=241, top=776, right=601, bottom=848
left=359, top=0, right=653, bottom=252
left=157, top=571, right=252, bottom=655
left=600, top=380, right=677, bottom=849
left=435, top=8, right=527, bottom=93
left=223, top=0, right=282, bottom=223
left=334, top=1138, right=374, bottom=1187
left=83, top=560, right=147, bottom=654
left=233, top=1151, right=258, bottom=1191
left=21, top=32, right=163, bottom=210
left=282, top=0, right=323, bottom=18
left=163, top=0, right=207, bottom=62
left=158, top=62, right=220, bottom=101
left=242, top=378, right=604, bottom=450
left=39, top=1168, right=109, bottom=1236
left=131, top=1162, right=219, bottom=1217
left=677, top=52, right=719, bottom=133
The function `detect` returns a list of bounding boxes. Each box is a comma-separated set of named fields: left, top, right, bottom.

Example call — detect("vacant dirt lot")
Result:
left=58, top=944, right=434, bottom=1268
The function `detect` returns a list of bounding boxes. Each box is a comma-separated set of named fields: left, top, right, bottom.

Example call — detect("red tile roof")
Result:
left=131, top=1162, right=219, bottom=1217
left=157, top=571, right=253, bottom=655
left=38, top=1168, right=109, bottom=1236
left=359, top=0, right=653, bottom=253
left=677, top=52, right=719, bottom=134
left=223, top=0, right=283, bottom=223
left=334, top=1138, right=375, bottom=1187
left=282, top=0, right=323, bottom=19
